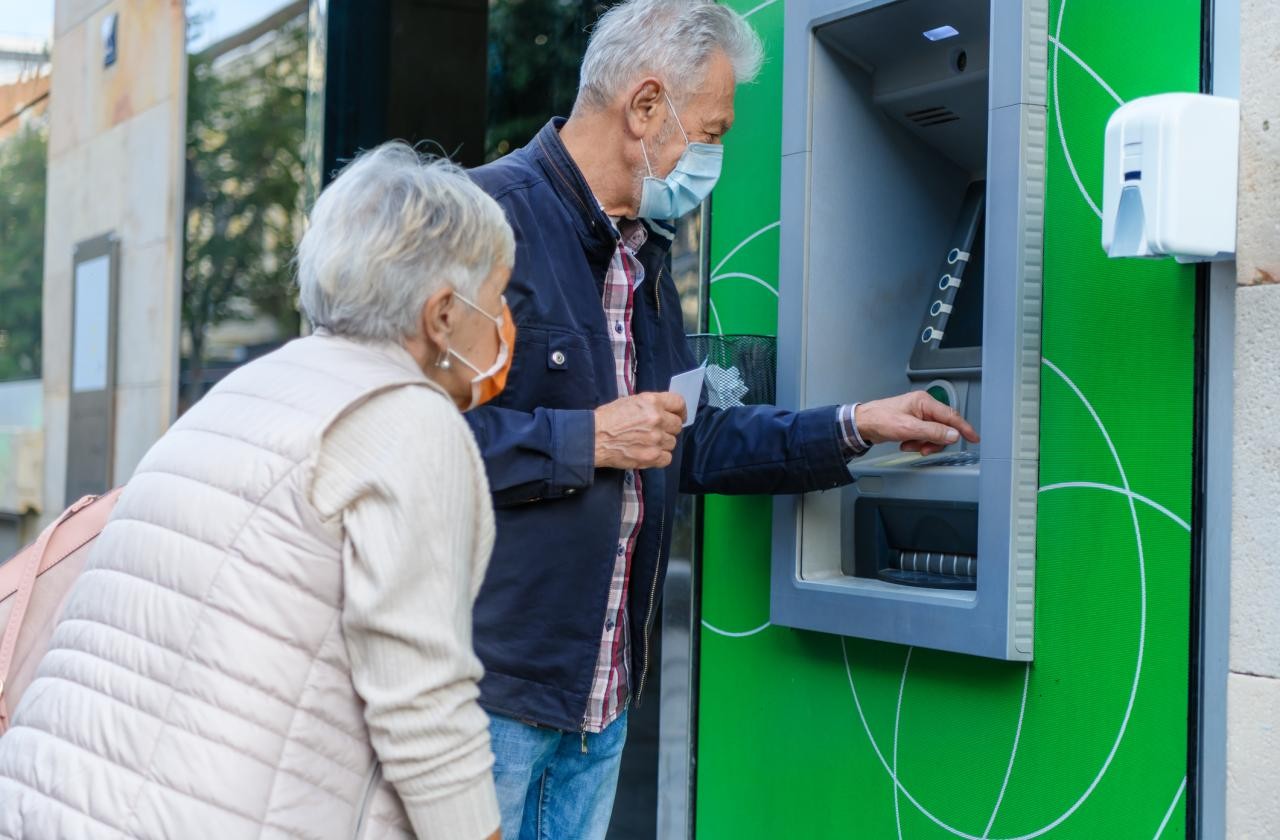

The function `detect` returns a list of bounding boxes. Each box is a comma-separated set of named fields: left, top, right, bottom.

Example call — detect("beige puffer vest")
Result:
left=0, top=336, right=441, bottom=840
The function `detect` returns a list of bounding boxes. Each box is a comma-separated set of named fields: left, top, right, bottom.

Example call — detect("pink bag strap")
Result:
left=0, top=494, right=101, bottom=732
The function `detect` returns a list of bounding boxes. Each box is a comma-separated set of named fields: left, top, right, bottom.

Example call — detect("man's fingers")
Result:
left=657, top=411, right=684, bottom=436
left=901, top=418, right=962, bottom=446
left=918, top=397, right=980, bottom=443
left=654, top=391, right=689, bottom=421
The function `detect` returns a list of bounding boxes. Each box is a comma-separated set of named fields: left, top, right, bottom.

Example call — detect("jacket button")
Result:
left=551, top=350, right=566, bottom=366
left=566, top=488, right=576, bottom=495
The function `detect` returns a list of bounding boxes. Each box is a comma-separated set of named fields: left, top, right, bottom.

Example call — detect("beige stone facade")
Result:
left=1227, top=0, right=1280, bottom=837
left=40, top=0, right=186, bottom=517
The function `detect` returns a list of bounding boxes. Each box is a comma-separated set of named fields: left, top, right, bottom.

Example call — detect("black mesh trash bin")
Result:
left=684, top=333, right=777, bottom=408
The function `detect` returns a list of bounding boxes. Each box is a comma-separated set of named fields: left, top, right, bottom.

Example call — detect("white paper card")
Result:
left=668, top=363, right=706, bottom=428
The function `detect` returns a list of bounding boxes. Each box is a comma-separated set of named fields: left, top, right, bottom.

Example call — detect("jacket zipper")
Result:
left=654, top=267, right=663, bottom=316
left=349, top=761, right=382, bottom=840
left=634, top=506, right=666, bottom=706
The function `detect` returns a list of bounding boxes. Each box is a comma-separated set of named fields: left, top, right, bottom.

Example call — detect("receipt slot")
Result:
left=770, top=0, right=1046, bottom=660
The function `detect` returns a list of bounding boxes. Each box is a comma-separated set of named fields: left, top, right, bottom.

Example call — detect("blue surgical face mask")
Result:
left=637, top=94, right=724, bottom=221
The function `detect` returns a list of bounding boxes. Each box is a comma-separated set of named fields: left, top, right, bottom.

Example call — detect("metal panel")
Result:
left=65, top=234, right=120, bottom=506
left=771, top=0, right=1047, bottom=661
left=1195, top=1, right=1238, bottom=835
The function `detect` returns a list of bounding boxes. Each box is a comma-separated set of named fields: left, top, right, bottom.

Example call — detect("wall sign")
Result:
left=102, top=13, right=118, bottom=68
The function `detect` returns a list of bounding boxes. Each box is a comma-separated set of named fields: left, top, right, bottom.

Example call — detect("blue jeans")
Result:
left=488, top=711, right=628, bottom=840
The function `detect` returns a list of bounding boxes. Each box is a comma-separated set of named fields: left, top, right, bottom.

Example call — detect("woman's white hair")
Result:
left=297, top=141, right=515, bottom=342
left=575, top=0, right=764, bottom=112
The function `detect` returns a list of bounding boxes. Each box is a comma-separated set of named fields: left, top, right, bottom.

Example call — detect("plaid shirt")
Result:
left=582, top=217, right=648, bottom=733
left=581, top=220, right=869, bottom=733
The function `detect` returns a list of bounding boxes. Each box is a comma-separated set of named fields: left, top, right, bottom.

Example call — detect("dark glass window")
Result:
left=485, top=0, right=613, bottom=160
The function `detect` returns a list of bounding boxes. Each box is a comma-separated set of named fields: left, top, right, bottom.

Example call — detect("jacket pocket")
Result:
left=505, top=326, right=598, bottom=409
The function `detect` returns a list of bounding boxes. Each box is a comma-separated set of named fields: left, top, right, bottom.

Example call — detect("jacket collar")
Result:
left=530, top=118, right=678, bottom=264
left=531, top=118, right=619, bottom=263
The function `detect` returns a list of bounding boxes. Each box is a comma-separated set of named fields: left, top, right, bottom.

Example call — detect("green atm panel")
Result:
left=696, top=0, right=1199, bottom=836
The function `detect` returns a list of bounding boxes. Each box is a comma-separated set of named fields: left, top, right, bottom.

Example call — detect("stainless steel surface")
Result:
left=657, top=556, right=694, bottom=839
left=1196, top=3, right=1236, bottom=835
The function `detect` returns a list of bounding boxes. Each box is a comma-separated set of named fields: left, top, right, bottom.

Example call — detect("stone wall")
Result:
left=1227, top=0, right=1280, bottom=836
left=40, top=0, right=185, bottom=516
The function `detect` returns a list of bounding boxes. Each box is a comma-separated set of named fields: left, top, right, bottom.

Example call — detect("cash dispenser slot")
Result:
left=849, top=499, right=978, bottom=591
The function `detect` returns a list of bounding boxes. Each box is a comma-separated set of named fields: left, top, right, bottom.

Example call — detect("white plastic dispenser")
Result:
left=1102, top=93, right=1239, bottom=262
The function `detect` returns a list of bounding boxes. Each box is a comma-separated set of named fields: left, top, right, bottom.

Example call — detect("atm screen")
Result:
left=908, top=181, right=986, bottom=375
left=938, top=215, right=984, bottom=350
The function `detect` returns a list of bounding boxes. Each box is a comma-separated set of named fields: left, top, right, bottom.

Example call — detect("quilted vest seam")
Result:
left=0, top=775, right=131, bottom=839
left=51, top=615, right=363, bottom=748
left=102, top=516, right=335, bottom=608
left=12, top=718, right=264, bottom=828
left=30, top=664, right=362, bottom=800
left=259, top=608, right=348, bottom=832
left=119, top=459, right=310, bottom=837
left=85, top=564, right=331, bottom=663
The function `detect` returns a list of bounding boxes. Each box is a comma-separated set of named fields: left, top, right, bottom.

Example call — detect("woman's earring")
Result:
left=437, top=346, right=451, bottom=370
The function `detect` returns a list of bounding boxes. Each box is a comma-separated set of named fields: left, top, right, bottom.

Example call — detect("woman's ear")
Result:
left=421, top=287, right=455, bottom=354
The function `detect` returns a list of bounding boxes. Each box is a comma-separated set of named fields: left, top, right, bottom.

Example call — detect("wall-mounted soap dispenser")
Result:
left=1102, top=93, right=1239, bottom=263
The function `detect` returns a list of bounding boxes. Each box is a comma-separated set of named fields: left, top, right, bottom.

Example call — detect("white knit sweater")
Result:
left=312, top=345, right=499, bottom=839
left=309, top=345, right=499, bottom=834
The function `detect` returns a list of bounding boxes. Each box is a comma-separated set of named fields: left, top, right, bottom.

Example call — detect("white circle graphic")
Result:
left=841, top=358, right=1151, bottom=839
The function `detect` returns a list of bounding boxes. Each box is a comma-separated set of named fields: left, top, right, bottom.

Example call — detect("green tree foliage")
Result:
left=0, top=123, right=48, bottom=382
left=485, top=0, right=617, bottom=161
left=182, top=19, right=306, bottom=405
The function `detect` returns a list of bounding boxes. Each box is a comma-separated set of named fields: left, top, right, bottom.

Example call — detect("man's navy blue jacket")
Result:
left=466, top=119, right=854, bottom=732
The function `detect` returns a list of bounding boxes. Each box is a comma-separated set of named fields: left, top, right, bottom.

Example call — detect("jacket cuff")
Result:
left=801, top=405, right=857, bottom=490
left=550, top=409, right=596, bottom=494
left=402, top=775, right=500, bottom=840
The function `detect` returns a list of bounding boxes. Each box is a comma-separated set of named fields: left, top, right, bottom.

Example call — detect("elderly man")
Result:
left=467, top=1, right=978, bottom=836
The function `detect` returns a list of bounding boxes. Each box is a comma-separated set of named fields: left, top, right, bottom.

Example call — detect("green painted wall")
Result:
left=695, top=1, right=1201, bottom=837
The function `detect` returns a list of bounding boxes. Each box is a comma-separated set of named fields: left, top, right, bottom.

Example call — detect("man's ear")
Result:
left=625, top=77, right=665, bottom=139
left=421, top=287, right=455, bottom=352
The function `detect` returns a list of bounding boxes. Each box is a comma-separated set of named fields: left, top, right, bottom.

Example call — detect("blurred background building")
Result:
left=0, top=28, right=50, bottom=558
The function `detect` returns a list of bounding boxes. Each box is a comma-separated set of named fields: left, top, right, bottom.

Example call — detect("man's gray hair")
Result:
left=575, top=0, right=764, bottom=112
left=297, top=142, right=515, bottom=342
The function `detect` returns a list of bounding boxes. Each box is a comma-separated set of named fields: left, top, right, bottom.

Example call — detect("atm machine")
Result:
left=770, top=0, right=1046, bottom=660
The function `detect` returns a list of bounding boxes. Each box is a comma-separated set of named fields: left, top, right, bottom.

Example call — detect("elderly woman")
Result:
left=0, top=143, right=513, bottom=840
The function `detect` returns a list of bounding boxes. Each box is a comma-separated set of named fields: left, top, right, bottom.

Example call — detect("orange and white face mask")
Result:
left=449, top=293, right=516, bottom=410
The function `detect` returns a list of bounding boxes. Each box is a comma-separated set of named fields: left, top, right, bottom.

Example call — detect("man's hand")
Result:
left=855, top=391, right=980, bottom=457
left=594, top=392, right=687, bottom=470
